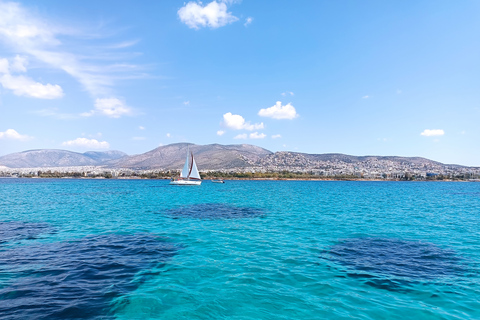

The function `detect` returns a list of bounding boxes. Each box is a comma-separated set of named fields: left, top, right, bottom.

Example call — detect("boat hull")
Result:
left=170, top=180, right=201, bottom=186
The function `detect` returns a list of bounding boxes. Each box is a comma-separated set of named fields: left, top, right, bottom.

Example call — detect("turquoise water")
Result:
left=0, top=179, right=479, bottom=319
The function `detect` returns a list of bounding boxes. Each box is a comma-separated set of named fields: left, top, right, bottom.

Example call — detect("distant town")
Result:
left=1, top=158, right=479, bottom=181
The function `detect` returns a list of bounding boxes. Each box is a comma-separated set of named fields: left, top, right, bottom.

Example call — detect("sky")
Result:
left=0, top=0, right=479, bottom=166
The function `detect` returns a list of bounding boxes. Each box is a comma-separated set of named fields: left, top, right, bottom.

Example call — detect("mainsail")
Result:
left=180, top=150, right=190, bottom=178
left=179, top=147, right=200, bottom=180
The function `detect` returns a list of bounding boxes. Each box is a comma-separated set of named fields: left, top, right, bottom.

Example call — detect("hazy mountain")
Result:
left=113, top=143, right=272, bottom=170
left=83, top=150, right=128, bottom=163
left=0, top=149, right=127, bottom=168
left=0, top=144, right=468, bottom=171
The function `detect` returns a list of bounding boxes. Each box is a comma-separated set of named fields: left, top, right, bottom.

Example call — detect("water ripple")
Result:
left=0, top=221, right=54, bottom=244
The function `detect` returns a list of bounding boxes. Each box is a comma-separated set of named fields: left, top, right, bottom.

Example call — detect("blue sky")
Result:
left=0, top=0, right=479, bottom=166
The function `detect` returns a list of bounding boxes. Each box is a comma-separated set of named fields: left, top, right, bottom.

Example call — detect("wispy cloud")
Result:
left=131, top=136, right=146, bottom=141
left=61, top=137, right=109, bottom=149
left=222, top=112, right=264, bottom=130
left=139, top=126, right=145, bottom=130
left=258, top=101, right=298, bottom=120
left=34, top=108, right=77, bottom=120
left=178, top=1, right=238, bottom=29
left=233, top=133, right=247, bottom=139
left=281, top=91, right=294, bottom=96
left=362, top=95, right=370, bottom=99
left=82, top=98, right=132, bottom=118
left=272, top=134, right=281, bottom=139
left=217, top=130, right=225, bottom=136
left=244, top=17, right=253, bottom=27
left=421, top=129, right=444, bottom=137
left=0, top=1, right=143, bottom=113
left=0, top=128, right=32, bottom=141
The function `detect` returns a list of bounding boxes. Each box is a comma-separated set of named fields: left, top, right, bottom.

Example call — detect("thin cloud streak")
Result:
left=421, top=129, right=444, bottom=137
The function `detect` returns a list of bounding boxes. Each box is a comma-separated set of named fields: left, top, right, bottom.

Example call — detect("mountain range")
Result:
left=0, top=149, right=127, bottom=168
left=0, top=143, right=471, bottom=171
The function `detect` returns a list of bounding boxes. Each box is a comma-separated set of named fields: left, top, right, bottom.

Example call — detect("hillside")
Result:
left=0, top=149, right=127, bottom=168
left=113, top=143, right=272, bottom=170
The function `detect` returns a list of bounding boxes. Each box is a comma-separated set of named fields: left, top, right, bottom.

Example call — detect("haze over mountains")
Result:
left=0, top=143, right=472, bottom=172
left=0, top=150, right=127, bottom=168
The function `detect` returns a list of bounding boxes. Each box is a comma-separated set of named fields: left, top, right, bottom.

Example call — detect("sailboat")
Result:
left=170, top=147, right=202, bottom=185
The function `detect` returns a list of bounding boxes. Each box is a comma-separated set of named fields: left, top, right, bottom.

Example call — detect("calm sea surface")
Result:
left=0, top=179, right=479, bottom=319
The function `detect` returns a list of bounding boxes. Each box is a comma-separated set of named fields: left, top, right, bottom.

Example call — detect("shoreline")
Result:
left=0, top=176, right=474, bottom=182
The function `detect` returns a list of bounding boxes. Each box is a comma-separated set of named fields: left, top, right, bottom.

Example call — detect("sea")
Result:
left=0, top=178, right=479, bottom=319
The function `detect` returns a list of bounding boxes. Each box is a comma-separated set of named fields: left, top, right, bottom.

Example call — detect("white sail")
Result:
left=180, top=148, right=190, bottom=178
left=189, top=155, right=201, bottom=180
left=170, top=145, right=201, bottom=185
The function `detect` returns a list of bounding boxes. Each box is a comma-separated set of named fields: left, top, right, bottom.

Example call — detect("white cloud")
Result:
left=258, top=101, right=298, bottom=120
left=244, top=17, right=253, bottom=27
left=222, top=112, right=264, bottom=130
left=217, top=130, right=225, bottom=136
left=281, top=91, right=294, bottom=96
left=249, top=132, right=266, bottom=139
left=362, top=95, right=369, bottom=99
left=421, top=129, right=444, bottom=137
left=0, top=55, right=63, bottom=99
left=183, top=100, right=190, bottom=105
left=233, top=133, right=247, bottom=139
left=139, top=126, right=145, bottom=130
left=178, top=1, right=238, bottom=29
left=166, top=133, right=171, bottom=138
left=0, top=73, right=63, bottom=99
left=82, top=98, right=132, bottom=118
left=272, top=134, right=281, bottom=139
left=62, top=138, right=109, bottom=149
left=0, top=128, right=32, bottom=141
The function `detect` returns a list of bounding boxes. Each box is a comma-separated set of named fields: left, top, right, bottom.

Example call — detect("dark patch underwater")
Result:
left=325, top=237, right=469, bottom=292
left=0, top=232, right=177, bottom=320
left=163, top=203, right=265, bottom=219
left=0, top=221, right=54, bottom=244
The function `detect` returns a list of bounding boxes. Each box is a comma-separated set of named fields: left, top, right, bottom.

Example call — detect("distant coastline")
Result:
left=1, top=143, right=479, bottom=181
left=1, top=175, right=476, bottom=182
